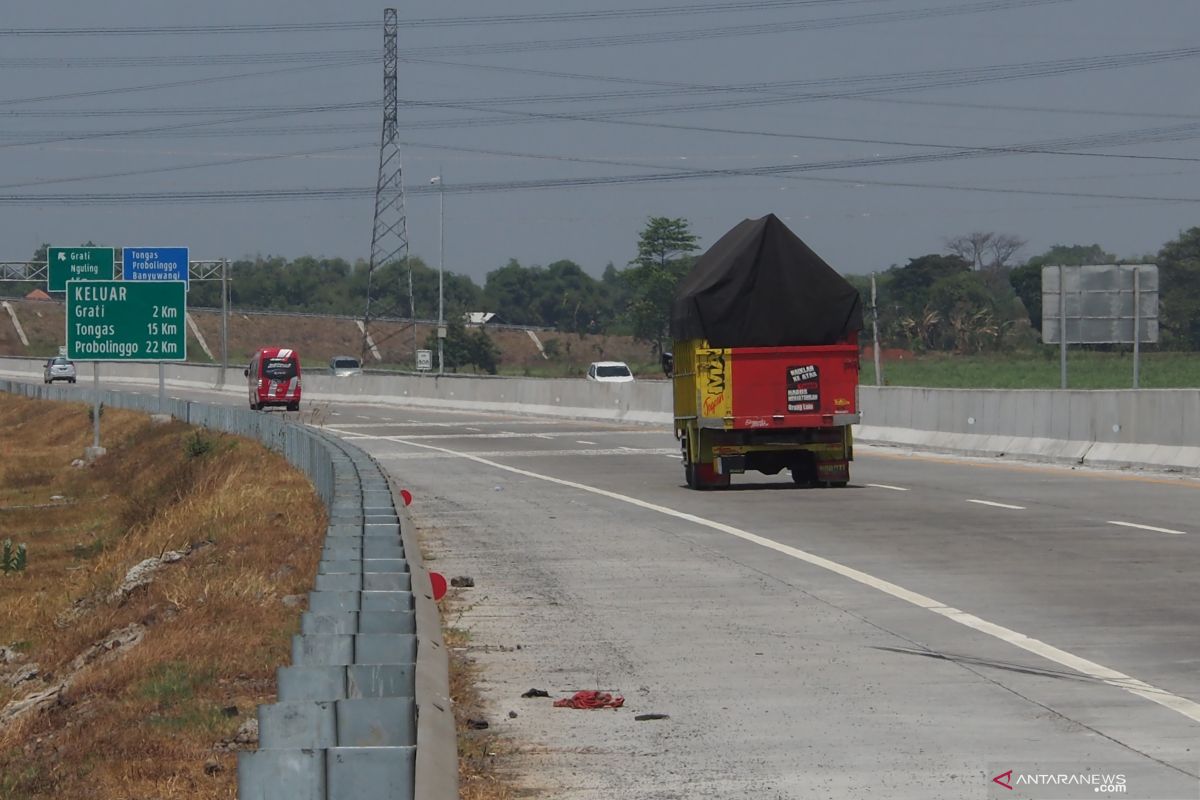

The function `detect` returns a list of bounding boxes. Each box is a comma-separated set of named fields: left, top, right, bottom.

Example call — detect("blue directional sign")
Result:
left=122, top=247, right=189, bottom=286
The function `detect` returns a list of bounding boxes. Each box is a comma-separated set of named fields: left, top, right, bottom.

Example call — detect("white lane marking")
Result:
left=356, top=415, right=371, bottom=420
left=966, top=499, right=1026, bottom=510
left=466, top=427, right=482, bottom=432
left=1108, top=520, right=1186, bottom=536
left=375, top=447, right=678, bottom=460
left=867, top=483, right=909, bottom=492
left=325, top=428, right=660, bottom=441
left=383, top=437, right=1200, bottom=725
left=577, top=440, right=597, bottom=445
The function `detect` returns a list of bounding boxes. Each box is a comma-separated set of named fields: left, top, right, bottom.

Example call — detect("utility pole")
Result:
left=362, top=8, right=412, bottom=366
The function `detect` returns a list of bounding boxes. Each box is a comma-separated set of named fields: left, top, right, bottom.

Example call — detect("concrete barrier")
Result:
left=856, top=386, right=1200, bottom=473
left=5, top=356, right=1198, bottom=473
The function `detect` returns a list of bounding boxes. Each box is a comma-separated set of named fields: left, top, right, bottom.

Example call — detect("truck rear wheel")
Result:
left=789, top=467, right=813, bottom=487
left=682, top=441, right=700, bottom=489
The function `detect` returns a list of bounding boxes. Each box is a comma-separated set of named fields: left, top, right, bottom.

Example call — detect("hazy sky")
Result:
left=2, top=0, right=1199, bottom=284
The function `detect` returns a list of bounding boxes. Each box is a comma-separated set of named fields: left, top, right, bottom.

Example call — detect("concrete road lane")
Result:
left=323, top=407, right=1200, bottom=799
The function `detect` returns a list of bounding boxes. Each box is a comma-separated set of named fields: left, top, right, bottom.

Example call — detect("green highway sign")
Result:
left=48, top=247, right=115, bottom=292
left=66, top=280, right=187, bottom=361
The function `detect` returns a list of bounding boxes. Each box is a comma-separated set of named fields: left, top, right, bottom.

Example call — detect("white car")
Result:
left=43, top=356, right=77, bottom=384
left=586, top=361, right=634, bottom=383
left=329, top=356, right=363, bottom=377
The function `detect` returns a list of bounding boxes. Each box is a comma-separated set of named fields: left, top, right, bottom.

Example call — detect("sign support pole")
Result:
left=92, top=363, right=102, bottom=451
left=871, top=272, right=883, bottom=386
left=1059, top=264, right=1068, bottom=390
left=1133, top=266, right=1141, bottom=389
left=158, top=362, right=165, bottom=411
left=220, top=257, right=229, bottom=387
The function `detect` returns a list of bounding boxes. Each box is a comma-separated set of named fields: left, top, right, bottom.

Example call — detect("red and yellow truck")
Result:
left=670, top=214, right=863, bottom=489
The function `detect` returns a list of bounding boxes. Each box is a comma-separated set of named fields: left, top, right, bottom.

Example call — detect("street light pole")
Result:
left=431, top=173, right=445, bottom=376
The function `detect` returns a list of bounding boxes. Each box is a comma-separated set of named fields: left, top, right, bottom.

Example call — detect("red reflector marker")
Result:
left=400, top=489, right=413, bottom=506
left=429, top=571, right=447, bottom=601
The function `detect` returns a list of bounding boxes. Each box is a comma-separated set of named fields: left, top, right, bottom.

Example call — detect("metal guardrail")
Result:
left=0, top=379, right=456, bottom=800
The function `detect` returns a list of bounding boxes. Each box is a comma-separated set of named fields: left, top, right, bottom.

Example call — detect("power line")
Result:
left=9, top=45, right=1198, bottom=155
left=400, top=53, right=1200, bottom=122
left=0, top=104, right=363, bottom=151
left=412, top=48, right=1200, bottom=108
left=0, top=2, right=917, bottom=37
left=0, top=100, right=377, bottom=117
left=850, top=95, right=1200, bottom=122
left=391, top=0, right=1075, bottom=58
left=5, top=141, right=1200, bottom=206
left=0, top=59, right=375, bottom=107
left=0, top=49, right=378, bottom=69
left=0, top=142, right=374, bottom=190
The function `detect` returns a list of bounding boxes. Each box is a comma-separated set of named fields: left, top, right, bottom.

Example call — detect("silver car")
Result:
left=43, top=356, right=77, bottom=384
left=329, top=355, right=363, bottom=377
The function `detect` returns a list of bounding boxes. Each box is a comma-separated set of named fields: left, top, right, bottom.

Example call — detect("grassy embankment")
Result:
left=861, top=350, right=1200, bottom=389
left=0, top=394, right=325, bottom=800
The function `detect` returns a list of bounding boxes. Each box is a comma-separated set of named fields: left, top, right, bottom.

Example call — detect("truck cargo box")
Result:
left=673, top=340, right=860, bottom=430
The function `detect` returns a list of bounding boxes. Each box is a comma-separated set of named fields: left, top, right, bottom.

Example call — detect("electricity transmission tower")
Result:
left=362, top=7, right=415, bottom=365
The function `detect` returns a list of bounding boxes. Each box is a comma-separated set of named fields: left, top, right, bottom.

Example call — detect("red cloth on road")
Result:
left=553, top=690, right=624, bottom=709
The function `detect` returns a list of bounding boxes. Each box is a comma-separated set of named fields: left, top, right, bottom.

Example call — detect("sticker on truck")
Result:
left=700, top=351, right=732, bottom=418
left=786, top=364, right=820, bottom=412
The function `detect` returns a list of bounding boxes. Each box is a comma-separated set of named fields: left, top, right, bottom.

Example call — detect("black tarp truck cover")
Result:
left=670, top=213, right=863, bottom=348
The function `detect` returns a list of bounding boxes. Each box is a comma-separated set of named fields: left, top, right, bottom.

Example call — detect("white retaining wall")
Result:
left=2, top=357, right=1197, bottom=472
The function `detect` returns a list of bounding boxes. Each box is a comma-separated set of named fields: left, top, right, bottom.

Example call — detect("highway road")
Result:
left=49, top=383, right=1200, bottom=797
left=310, top=400, right=1200, bottom=799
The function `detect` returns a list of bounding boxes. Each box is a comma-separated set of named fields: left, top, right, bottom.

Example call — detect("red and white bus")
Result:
left=245, top=347, right=302, bottom=411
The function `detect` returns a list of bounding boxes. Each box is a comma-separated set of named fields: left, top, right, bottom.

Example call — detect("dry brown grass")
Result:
left=0, top=393, right=326, bottom=800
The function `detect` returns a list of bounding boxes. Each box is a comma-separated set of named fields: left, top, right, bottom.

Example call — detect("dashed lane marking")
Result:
left=867, top=483, right=909, bottom=492
left=324, top=428, right=659, bottom=440
left=1107, top=520, right=1186, bottom=535
left=374, top=447, right=678, bottom=460
left=966, top=499, right=1026, bottom=510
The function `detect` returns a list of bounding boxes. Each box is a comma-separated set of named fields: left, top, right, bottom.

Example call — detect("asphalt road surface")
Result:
left=312, top=401, right=1200, bottom=800
left=83, top=385, right=1200, bottom=798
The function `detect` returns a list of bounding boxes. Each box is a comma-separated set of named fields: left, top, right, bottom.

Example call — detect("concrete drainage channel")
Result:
left=0, top=380, right=457, bottom=800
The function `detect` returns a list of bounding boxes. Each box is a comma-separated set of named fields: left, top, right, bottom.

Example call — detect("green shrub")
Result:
left=2, top=539, right=27, bottom=574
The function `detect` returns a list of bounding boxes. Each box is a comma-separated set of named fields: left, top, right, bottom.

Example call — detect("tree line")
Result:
left=19, top=221, right=1200, bottom=353
left=855, top=227, right=1200, bottom=353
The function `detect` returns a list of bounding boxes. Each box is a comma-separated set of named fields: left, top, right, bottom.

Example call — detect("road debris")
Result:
left=553, top=690, right=624, bottom=709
